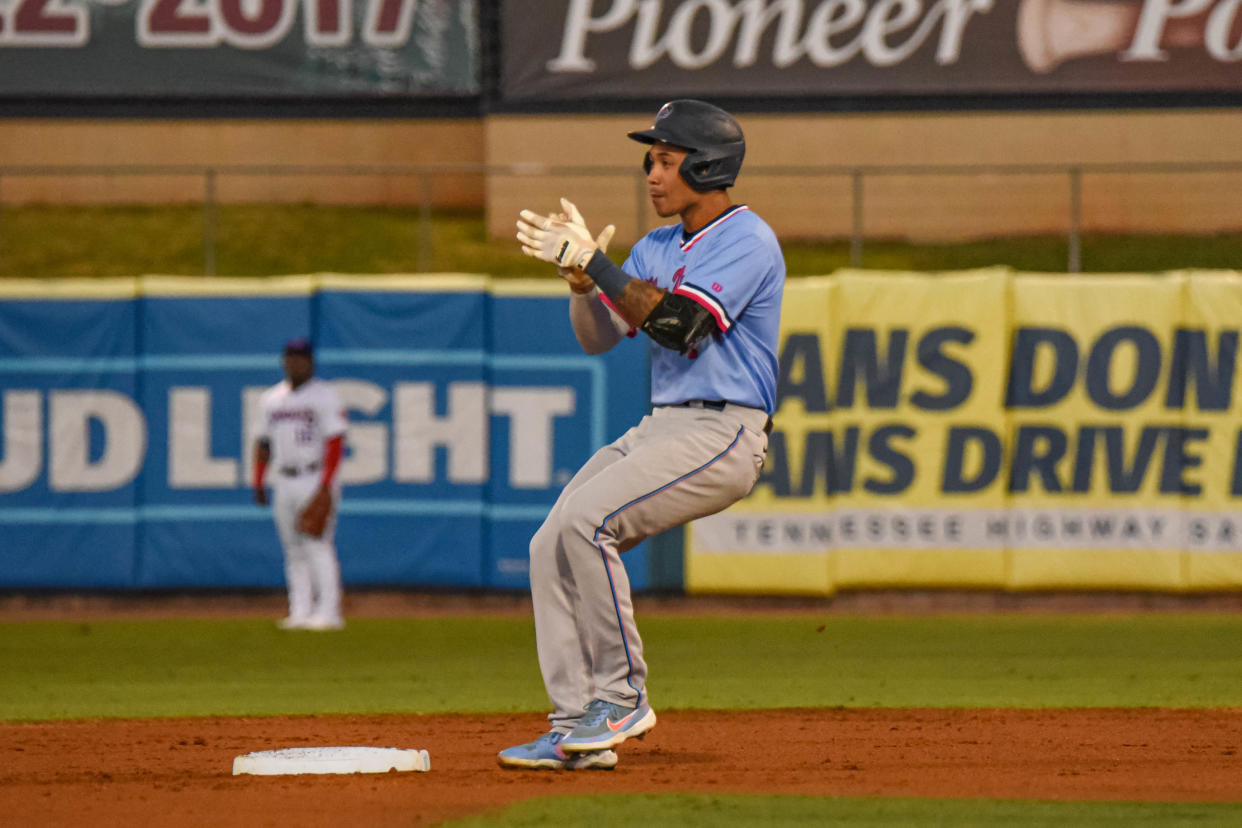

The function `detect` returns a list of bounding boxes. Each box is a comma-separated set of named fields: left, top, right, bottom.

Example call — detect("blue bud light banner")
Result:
left=0, top=276, right=650, bottom=591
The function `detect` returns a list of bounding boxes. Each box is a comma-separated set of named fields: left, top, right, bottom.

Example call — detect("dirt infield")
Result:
left=5, top=591, right=1242, bottom=824
left=4, top=707, right=1242, bottom=827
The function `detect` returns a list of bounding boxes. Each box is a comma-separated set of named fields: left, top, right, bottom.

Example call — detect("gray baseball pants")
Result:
left=530, top=402, right=769, bottom=732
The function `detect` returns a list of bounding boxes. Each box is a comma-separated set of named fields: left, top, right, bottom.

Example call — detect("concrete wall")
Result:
left=486, top=109, right=1242, bottom=244
left=3, top=110, right=1242, bottom=243
left=0, top=119, right=484, bottom=207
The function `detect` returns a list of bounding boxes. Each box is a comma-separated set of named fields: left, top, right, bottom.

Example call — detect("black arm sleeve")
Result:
left=640, top=292, right=716, bottom=354
left=582, top=249, right=632, bottom=304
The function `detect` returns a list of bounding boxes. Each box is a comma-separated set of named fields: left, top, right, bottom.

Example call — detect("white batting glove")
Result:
left=556, top=198, right=615, bottom=278
left=516, top=210, right=599, bottom=270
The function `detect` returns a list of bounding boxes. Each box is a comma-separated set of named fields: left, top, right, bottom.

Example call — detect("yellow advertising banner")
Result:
left=1181, top=271, right=1242, bottom=590
left=686, top=277, right=837, bottom=596
left=1006, top=274, right=1185, bottom=589
left=687, top=269, right=1242, bottom=595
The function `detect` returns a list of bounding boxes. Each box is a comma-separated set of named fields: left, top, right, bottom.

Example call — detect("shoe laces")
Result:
left=538, top=730, right=566, bottom=747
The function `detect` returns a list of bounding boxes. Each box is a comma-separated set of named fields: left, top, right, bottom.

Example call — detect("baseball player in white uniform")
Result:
left=252, top=338, right=348, bottom=631
left=499, top=100, right=785, bottom=770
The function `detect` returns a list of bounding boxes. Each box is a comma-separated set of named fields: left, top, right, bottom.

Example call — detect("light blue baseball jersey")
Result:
left=617, top=205, right=785, bottom=415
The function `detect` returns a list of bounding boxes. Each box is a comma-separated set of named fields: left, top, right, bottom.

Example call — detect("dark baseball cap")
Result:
left=283, top=338, right=313, bottom=357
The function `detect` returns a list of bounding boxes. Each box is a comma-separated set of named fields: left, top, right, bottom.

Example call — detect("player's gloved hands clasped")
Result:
left=550, top=199, right=616, bottom=293
left=517, top=197, right=615, bottom=272
left=517, top=210, right=596, bottom=269
left=558, top=198, right=616, bottom=259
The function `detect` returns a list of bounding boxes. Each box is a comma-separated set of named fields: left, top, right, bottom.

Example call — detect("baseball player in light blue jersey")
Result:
left=500, top=99, right=785, bottom=771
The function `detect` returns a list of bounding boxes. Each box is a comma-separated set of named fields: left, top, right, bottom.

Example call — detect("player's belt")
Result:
left=278, top=461, right=321, bottom=477
left=675, top=399, right=773, bottom=434
left=675, top=399, right=728, bottom=410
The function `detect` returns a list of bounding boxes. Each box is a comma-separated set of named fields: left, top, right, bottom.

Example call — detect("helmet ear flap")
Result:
left=678, top=144, right=744, bottom=191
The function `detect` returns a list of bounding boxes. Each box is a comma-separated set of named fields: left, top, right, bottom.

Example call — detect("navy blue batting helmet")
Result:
left=628, top=99, right=745, bottom=192
left=283, top=338, right=313, bottom=357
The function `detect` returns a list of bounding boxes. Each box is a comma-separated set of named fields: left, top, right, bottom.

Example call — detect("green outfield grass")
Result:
left=6, top=611, right=1242, bottom=825
left=1, top=205, right=1241, bottom=278
left=3, top=613, right=1242, bottom=721
left=445, top=793, right=1242, bottom=828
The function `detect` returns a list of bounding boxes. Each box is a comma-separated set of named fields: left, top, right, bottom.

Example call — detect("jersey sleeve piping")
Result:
left=673, top=283, right=733, bottom=332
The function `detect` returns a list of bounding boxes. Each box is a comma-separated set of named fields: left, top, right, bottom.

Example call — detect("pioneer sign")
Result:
left=500, top=0, right=1242, bottom=100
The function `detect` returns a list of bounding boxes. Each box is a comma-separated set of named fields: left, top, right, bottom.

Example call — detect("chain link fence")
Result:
left=2, top=161, right=1241, bottom=276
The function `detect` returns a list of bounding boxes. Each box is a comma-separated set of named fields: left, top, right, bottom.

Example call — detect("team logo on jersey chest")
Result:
left=271, top=409, right=315, bottom=424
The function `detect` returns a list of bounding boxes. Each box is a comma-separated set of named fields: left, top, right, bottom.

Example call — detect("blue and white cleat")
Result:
left=559, top=698, right=657, bottom=753
left=496, top=730, right=617, bottom=770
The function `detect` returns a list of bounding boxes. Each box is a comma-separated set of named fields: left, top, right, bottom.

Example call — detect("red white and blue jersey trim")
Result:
left=679, top=204, right=750, bottom=253
left=671, top=205, right=750, bottom=331
left=673, top=282, right=732, bottom=331
left=621, top=203, right=785, bottom=415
